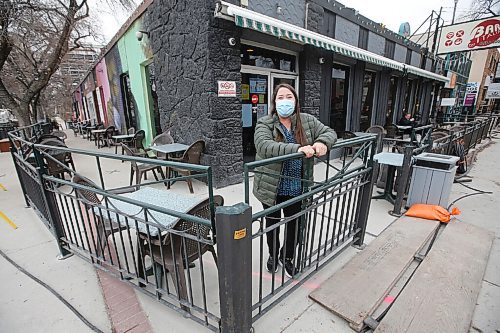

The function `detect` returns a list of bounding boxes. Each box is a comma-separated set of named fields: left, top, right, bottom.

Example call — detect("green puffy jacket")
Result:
left=253, top=113, right=337, bottom=207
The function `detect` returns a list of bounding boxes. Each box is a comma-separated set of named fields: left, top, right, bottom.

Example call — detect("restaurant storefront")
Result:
left=239, top=41, right=299, bottom=162
left=74, top=0, right=449, bottom=188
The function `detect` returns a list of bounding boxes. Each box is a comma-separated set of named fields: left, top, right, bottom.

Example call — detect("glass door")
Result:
left=330, top=65, right=350, bottom=135
left=241, top=71, right=269, bottom=162
left=270, top=73, right=298, bottom=94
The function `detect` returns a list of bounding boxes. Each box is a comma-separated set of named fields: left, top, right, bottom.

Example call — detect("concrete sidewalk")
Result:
left=0, top=130, right=498, bottom=333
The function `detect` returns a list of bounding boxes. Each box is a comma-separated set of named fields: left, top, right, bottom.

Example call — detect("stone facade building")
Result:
left=74, top=0, right=448, bottom=188
left=144, top=0, right=447, bottom=187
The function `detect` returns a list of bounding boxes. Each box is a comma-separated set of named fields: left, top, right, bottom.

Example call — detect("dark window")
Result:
left=386, top=76, right=398, bottom=126
left=241, top=45, right=296, bottom=72
left=120, top=74, right=136, bottom=130
left=330, top=64, right=350, bottom=134
left=404, top=79, right=413, bottom=113
left=360, top=71, right=376, bottom=131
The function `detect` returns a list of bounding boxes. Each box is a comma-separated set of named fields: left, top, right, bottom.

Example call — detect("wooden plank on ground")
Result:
left=309, top=216, right=439, bottom=331
left=374, top=220, right=494, bottom=333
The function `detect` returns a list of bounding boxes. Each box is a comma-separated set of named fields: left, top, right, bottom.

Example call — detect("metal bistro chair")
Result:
left=52, top=130, right=68, bottom=143
left=147, top=131, right=174, bottom=160
left=38, top=139, right=74, bottom=178
left=166, top=140, right=205, bottom=194
left=98, top=126, right=116, bottom=149
left=136, top=195, right=224, bottom=309
left=121, top=129, right=146, bottom=157
left=121, top=143, right=166, bottom=189
left=72, top=175, right=133, bottom=259
left=91, top=123, right=104, bottom=143
left=366, top=125, right=386, bottom=153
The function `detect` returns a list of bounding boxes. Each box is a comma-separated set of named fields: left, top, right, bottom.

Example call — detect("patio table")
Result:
left=372, top=152, right=404, bottom=204
left=149, top=143, right=189, bottom=155
left=95, top=187, right=204, bottom=236
left=91, top=129, right=107, bottom=146
left=112, top=134, right=135, bottom=154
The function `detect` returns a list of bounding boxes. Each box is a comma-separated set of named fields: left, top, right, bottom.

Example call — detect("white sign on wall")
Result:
left=486, top=83, right=500, bottom=99
left=218, top=81, right=236, bottom=97
left=440, top=98, right=456, bottom=106
left=437, top=17, right=500, bottom=54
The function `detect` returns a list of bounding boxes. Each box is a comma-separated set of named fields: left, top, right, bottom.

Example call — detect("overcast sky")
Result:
left=94, top=0, right=476, bottom=43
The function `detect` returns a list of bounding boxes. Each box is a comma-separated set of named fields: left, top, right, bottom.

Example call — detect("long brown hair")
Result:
left=270, top=83, right=307, bottom=146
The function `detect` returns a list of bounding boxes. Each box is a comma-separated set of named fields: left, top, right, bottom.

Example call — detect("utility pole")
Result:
left=452, top=0, right=459, bottom=24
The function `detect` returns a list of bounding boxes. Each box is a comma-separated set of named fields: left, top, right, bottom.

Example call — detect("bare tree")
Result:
left=459, top=0, right=500, bottom=21
left=0, top=0, right=133, bottom=126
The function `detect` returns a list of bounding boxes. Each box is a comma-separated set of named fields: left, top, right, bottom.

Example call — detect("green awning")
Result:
left=234, top=15, right=402, bottom=71
left=216, top=1, right=449, bottom=83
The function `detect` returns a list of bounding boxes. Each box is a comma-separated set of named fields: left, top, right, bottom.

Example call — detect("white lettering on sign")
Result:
left=218, top=81, right=236, bottom=97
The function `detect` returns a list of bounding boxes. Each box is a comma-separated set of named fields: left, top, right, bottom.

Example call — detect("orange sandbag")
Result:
left=405, top=204, right=461, bottom=223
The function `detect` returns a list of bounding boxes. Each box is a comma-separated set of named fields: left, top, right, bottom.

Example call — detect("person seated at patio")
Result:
left=253, top=83, right=337, bottom=278
left=398, top=111, right=416, bottom=135
left=398, top=112, right=415, bottom=127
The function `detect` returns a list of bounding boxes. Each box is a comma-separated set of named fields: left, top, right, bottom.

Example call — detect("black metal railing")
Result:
left=8, top=127, right=222, bottom=331
left=9, top=125, right=381, bottom=332
left=243, top=135, right=377, bottom=323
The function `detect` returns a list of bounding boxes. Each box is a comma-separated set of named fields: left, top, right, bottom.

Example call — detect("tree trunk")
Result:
left=17, top=101, right=31, bottom=127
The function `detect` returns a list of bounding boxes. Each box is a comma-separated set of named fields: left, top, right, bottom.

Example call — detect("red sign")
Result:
left=251, top=94, right=258, bottom=104
left=438, top=17, right=500, bottom=54
left=469, top=18, right=500, bottom=48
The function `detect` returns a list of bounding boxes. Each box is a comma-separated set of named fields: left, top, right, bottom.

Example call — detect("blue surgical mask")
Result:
left=276, top=99, right=295, bottom=118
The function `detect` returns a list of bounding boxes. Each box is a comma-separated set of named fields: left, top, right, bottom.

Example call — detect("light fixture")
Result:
left=319, top=57, right=325, bottom=64
left=276, top=4, right=283, bottom=14
left=247, top=48, right=254, bottom=52
left=135, top=30, right=149, bottom=41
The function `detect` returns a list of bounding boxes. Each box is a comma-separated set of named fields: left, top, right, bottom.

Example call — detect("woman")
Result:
left=253, top=83, right=337, bottom=277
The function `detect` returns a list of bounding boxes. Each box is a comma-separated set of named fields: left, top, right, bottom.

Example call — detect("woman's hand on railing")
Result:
left=312, top=142, right=328, bottom=157
left=298, top=145, right=315, bottom=158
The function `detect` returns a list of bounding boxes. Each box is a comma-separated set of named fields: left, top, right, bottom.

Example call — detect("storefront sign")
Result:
left=486, top=82, right=500, bottom=99
left=440, top=98, right=456, bottom=106
left=464, top=94, right=476, bottom=107
left=463, top=82, right=479, bottom=107
left=217, top=81, right=236, bottom=97
left=437, top=17, right=500, bottom=54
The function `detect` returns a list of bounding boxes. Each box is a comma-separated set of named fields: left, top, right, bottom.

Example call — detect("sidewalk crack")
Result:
left=483, top=279, right=500, bottom=288
left=280, top=302, right=314, bottom=333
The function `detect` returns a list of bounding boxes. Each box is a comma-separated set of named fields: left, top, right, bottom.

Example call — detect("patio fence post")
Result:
left=391, top=145, right=414, bottom=216
left=354, top=139, right=376, bottom=247
left=33, top=148, right=72, bottom=259
left=215, top=203, right=252, bottom=333
left=9, top=143, right=30, bottom=208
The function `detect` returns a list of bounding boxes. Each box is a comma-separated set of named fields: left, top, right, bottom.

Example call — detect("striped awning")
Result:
left=216, top=1, right=449, bottom=83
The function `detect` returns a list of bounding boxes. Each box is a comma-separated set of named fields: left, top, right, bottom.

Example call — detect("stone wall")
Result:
left=367, top=31, right=385, bottom=56
left=299, top=3, right=324, bottom=118
left=145, top=0, right=243, bottom=188
left=249, top=0, right=305, bottom=27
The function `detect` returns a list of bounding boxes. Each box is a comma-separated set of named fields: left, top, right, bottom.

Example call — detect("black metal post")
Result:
left=216, top=203, right=252, bottom=333
left=9, top=144, right=30, bottom=208
left=33, top=149, right=72, bottom=259
left=353, top=141, right=376, bottom=247
left=391, top=145, right=414, bottom=216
